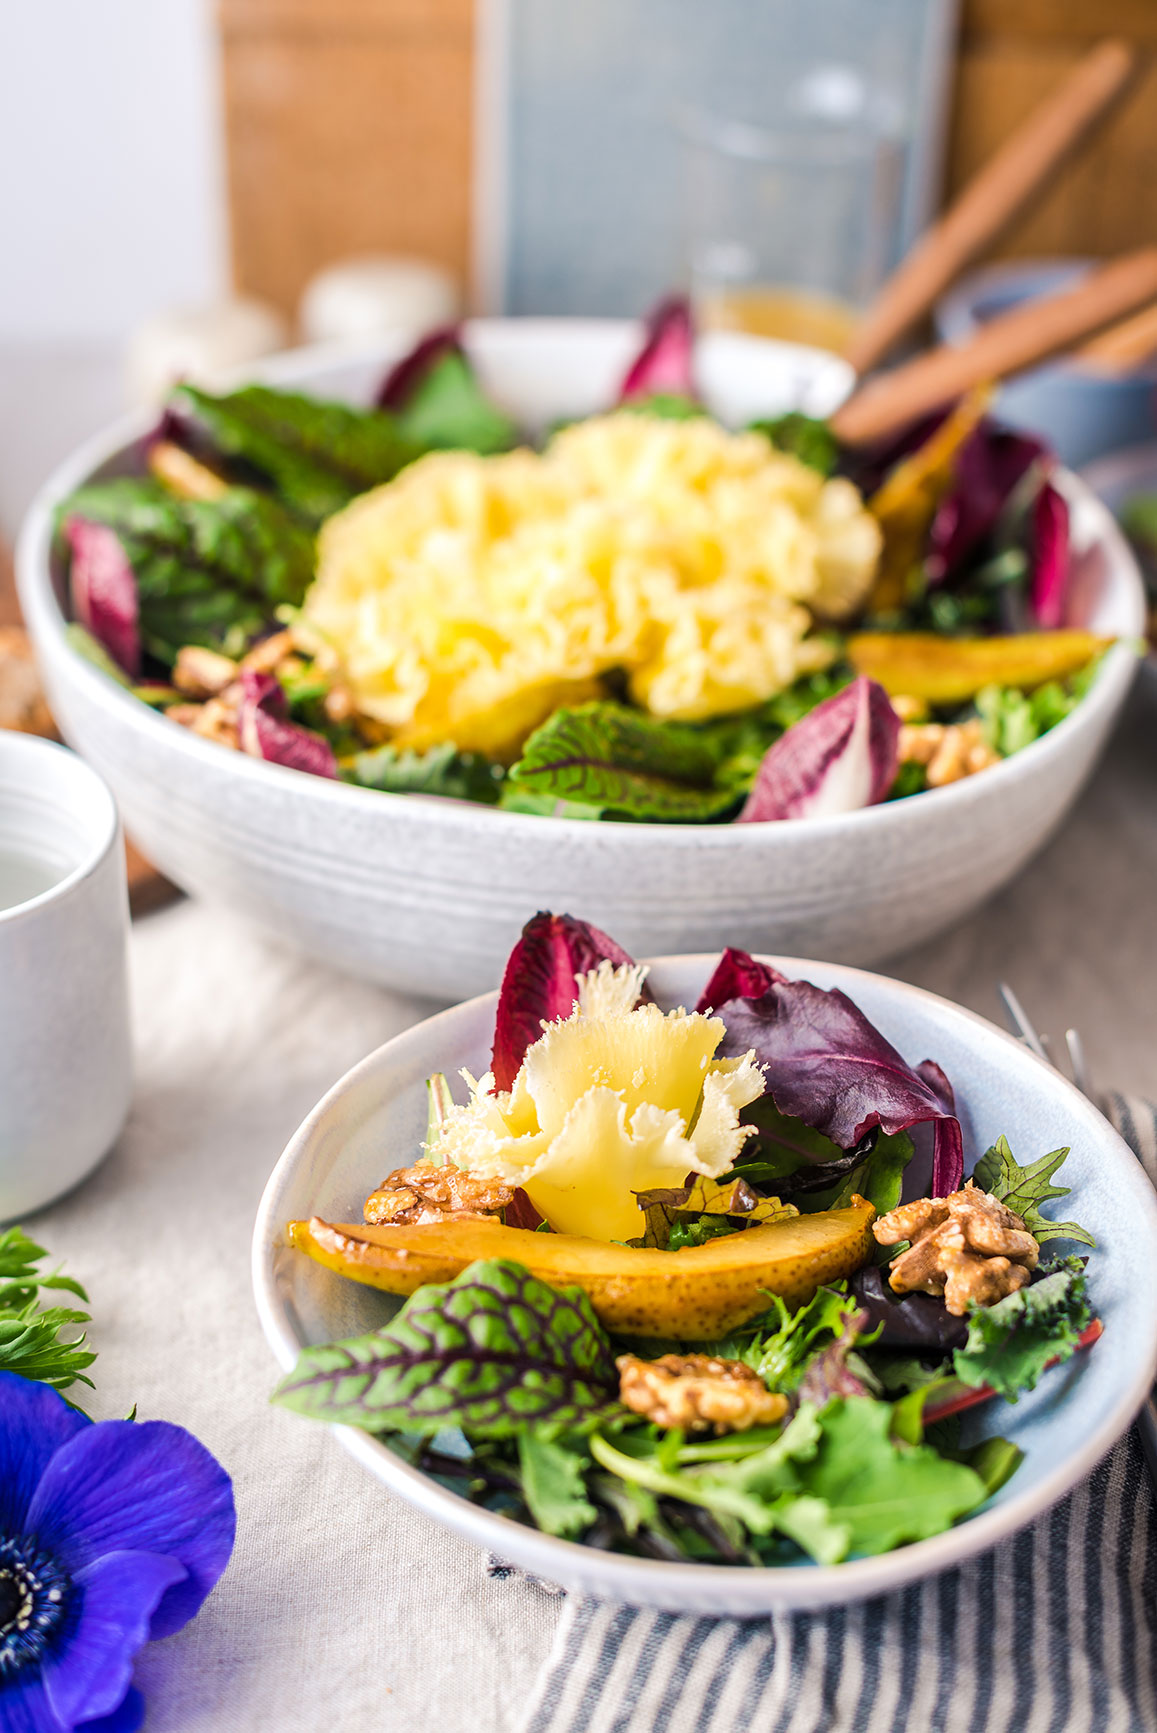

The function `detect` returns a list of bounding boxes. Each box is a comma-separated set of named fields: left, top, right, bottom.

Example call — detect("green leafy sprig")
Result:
left=0, top=1227, right=96, bottom=1395
left=972, top=1135, right=1095, bottom=1247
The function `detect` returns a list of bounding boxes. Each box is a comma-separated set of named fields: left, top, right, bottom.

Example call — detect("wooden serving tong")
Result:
left=832, top=38, right=1153, bottom=447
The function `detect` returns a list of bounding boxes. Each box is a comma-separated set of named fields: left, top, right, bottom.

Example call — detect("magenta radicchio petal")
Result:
left=739, top=677, right=900, bottom=824
left=376, top=325, right=462, bottom=411
left=1029, top=480, right=1071, bottom=629
left=65, top=518, right=141, bottom=678
left=491, top=912, right=638, bottom=1090
left=715, top=974, right=964, bottom=1194
left=926, top=426, right=1045, bottom=585
left=618, top=296, right=697, bottom=403
left=695, top=947, right=786, bottom=1014
left=238, top=666, right=338, bottom=779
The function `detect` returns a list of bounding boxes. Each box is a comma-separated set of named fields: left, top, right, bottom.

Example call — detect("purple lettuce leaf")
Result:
left=238, top=667, right=338, bottom=779
left=491, top=912, right=639, bottom=1090
left=715, top=978, right=964, bottom=1194
left=65, top=519, right=142, bottom=678
left=925, top=426, right=1044, bottom=586
left=618, top=296, right=697, bottom=404
left=695, top=947, right=786, bottom=1014
left=738, top=677, right=900, bottom=824
left=850, top=1265, right=968, bottom=1351
left=1029, top=481, right=1071, bottom=629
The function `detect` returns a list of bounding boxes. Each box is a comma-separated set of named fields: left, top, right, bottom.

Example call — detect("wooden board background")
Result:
left=219, top=0, right=1157, bottom=324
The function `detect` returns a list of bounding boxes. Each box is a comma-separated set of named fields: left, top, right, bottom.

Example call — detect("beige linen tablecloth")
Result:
left=28, top=682, right=1157, bottom=1733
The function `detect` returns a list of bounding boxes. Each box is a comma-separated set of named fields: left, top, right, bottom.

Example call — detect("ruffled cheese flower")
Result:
left=305, top=412, right=881, bottom=755
left=432, top=962, right=766, bottom=1242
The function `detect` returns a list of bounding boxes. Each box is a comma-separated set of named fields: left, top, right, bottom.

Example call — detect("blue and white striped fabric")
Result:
left=508, top=1093, right=1157, bottom=1733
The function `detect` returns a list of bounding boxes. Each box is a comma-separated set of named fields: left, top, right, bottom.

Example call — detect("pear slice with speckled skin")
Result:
left=286, top=1199, right=876, bottom=1340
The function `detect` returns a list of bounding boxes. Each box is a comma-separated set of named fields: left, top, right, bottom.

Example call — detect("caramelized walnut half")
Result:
left=874, top=1180, right=1038, bottom=1316
left=363, top=1163, right=514, bottom=1227
left=616, top=1353, right=788, bottom=1435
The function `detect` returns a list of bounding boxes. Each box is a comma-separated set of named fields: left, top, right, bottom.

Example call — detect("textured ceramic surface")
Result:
left=253, top=954, right=1157, bottom=1613
left=0, top=734, right=131, bottom=1218
left=17, top=321, right=1145, bottom=1000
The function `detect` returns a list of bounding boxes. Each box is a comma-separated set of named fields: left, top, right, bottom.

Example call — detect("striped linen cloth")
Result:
left=505, top=1093, right=1157, bottom=1733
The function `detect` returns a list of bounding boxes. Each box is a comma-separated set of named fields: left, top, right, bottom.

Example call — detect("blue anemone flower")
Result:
left=0, top=1371, right=235, bottom=1733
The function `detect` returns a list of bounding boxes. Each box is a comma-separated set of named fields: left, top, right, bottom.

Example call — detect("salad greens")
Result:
left=166, top=383, right=417, bottom=528
left=275, top=918, right=1102, bottom=1571
left=57, top=297, right=1112, bottom=810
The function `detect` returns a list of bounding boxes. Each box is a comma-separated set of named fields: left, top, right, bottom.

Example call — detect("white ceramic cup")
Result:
left=0, top=734, right=131, bottom=1218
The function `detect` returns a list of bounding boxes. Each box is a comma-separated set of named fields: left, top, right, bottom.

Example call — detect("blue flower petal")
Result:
left=26, top=1421, right=235, bottom=1641
left=0, top=1673, right=66, bottom=1733
left=0, top=1372, right=89, bottom=1536
left=77, top=1685, right=145, bottom=1733
left=41, top=1551, right=186, bottom=1728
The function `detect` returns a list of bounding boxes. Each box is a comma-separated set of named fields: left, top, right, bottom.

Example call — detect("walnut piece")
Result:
left=173, top=645, right=239, bottom=699
left=616, top=1353, right=788, bottom=1434
left=0, top=628, right=56, bottom=737
left=874, top=1179, right=1039, bottom=1316
left=898, top=719, right=1002, bottom=788
left=363, top=1162, right=514, bottom=1226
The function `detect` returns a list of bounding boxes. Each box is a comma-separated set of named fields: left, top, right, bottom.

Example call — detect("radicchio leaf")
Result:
left=271, top=1257, right=620, bottom=1436
left=491, top=912, right=640, bottom=1090
left=1029, top=482, right=1071, bottom=629
left=695, top=947, right=786, bottom=1013
left=716, top=975, right=964, bottom=1194
left=238, top=666, right=338, bottom=779
left=618, top=296, right=697, bottom=405
left=926, top=426, right=1044, bottom=586
left=376, top=326, right=517, bottom=455
left=738, top=677, right=900, bottom=823
left=64, top=518, right=141, bottom=678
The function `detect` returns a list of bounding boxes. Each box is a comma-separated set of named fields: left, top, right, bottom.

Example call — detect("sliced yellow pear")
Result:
left=847, top=630, right=1112, bottom=705
left=286, top=1200, right=876, bottom=1339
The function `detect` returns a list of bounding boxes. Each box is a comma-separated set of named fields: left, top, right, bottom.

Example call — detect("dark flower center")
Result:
left=0, top=1537, right=70, bottom=1681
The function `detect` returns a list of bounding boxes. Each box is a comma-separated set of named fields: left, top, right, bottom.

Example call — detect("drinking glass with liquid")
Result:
left=682, top=77, right=904, bottom=356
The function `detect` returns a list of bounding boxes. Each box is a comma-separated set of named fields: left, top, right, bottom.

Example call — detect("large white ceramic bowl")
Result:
left=17, top=320, right=1145, bottom=999
left=253, top=952, right=1157, bottom=1613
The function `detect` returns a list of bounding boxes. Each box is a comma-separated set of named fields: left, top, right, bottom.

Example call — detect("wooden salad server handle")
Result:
left=844, top=38, right=1138, bottom=378
left=1076, top=300, right=1157, bottom=375
left=830, top=247, right=1157, bottom=447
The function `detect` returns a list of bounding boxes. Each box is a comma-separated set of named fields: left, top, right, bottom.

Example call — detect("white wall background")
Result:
left=0, top=0, right=226, bottom=341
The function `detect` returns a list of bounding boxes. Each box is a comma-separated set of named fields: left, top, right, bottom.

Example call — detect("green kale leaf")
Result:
left=971, top=1135, right=1095, bottom=1246
left=953, top=1257, right=1091, bottom=1402
left=749, top=413, right=838, bottom=477
left=61, top=477, right=314, bottom=664
left=393, top=348, right=519, bottom=455
left=168, top=383, right=418, bottom=527
left=507, top=702, right=739, bottom=822
left=343, top=740, right=505, bottom=805
left=271, top=1259, right=621, bottom=1438
left=516, top=1433, right=597, bottom=1537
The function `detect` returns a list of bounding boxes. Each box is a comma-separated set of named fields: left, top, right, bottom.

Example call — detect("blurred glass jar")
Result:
left=682, top=72, right=905, bottom=354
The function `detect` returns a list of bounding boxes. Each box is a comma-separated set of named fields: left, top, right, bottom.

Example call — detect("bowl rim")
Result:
left=251, top=952, right=1157, bottom=1610
left=16, top=319, right=1146, bottom=851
